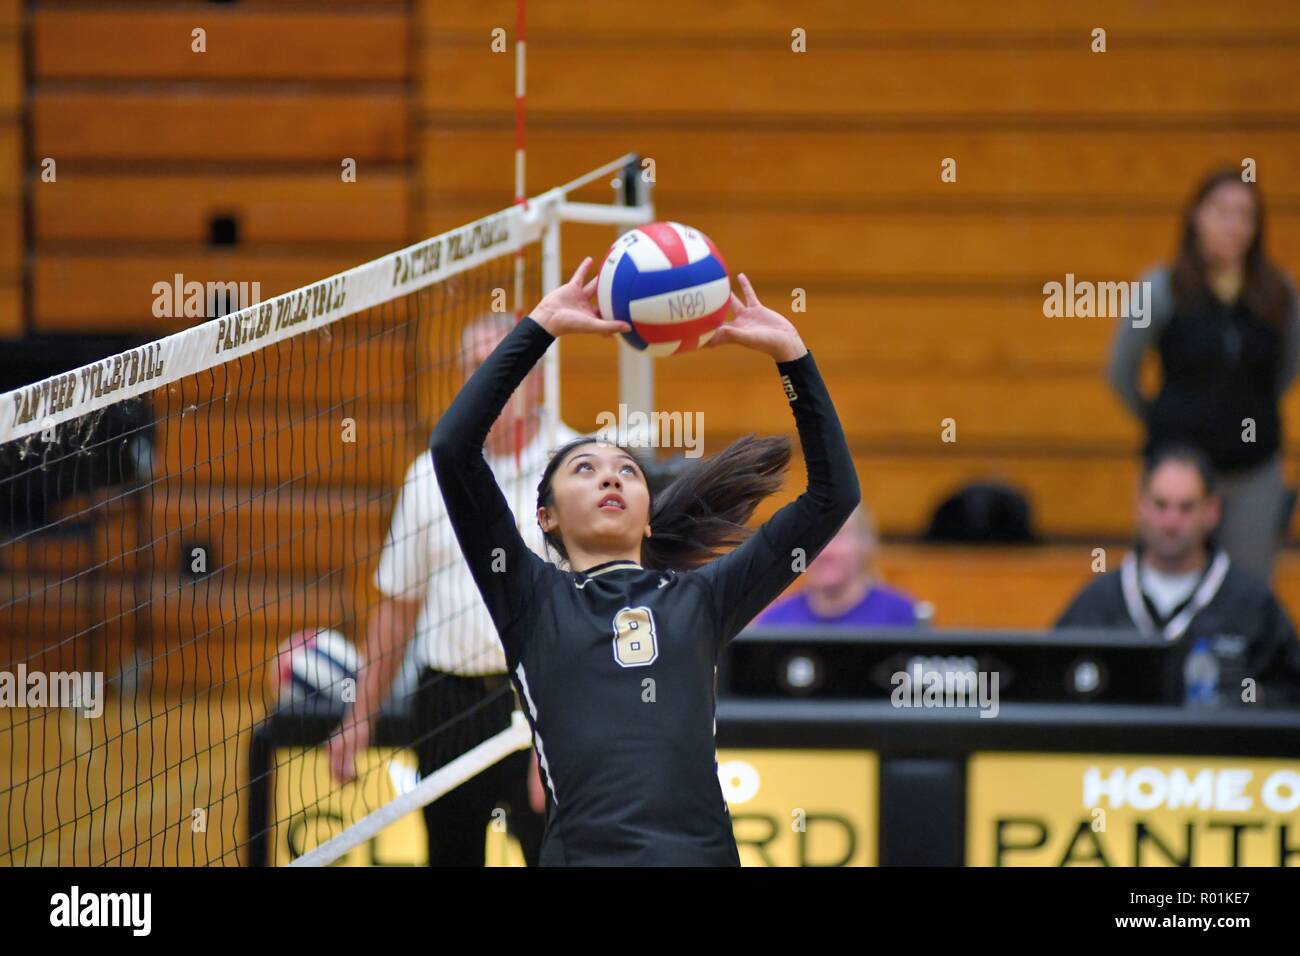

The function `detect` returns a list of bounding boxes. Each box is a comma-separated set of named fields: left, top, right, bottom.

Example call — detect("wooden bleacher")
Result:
left=30, top=7, right=410, bottom=80
left=5, top=0, right=1300, bottom=866
left=33, top=172, right=410, bottom=245
left=3, top=0, right=1300, bottom=707
left=26, top=2, right=412, bottom=338
left=0, top=0, right=20, bottom=337
left=877, top=546, right=1300, bottom=632
left=427, top=0, right=1300, bottom=35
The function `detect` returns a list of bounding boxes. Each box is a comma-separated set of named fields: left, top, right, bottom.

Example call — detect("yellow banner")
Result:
left=272, top=747, right=876, bottom=866
left=717, top=749, right=876, bottom=866
left=271, top=747, right=527, bottom=866
left=968, top=753, right=1300, bottom=866
left=273, top=747, right=427, bottom=866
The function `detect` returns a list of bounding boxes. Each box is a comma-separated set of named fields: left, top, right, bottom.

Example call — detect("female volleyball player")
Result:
left=429, top=256, right=860, bottom=865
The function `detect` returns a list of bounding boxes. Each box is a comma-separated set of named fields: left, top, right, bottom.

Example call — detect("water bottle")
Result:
left=1183, top=638, right=1220, bottom=708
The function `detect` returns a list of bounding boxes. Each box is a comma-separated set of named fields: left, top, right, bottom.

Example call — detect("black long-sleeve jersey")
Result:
left=429, top=314, right=861, bottom=865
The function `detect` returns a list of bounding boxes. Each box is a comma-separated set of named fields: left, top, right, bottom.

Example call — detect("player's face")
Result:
left=544, top=442, right=651, bottom=554
left=1136, top=463, right=1220, bottom=567
left=1194, top=181, right=1256, bottom=267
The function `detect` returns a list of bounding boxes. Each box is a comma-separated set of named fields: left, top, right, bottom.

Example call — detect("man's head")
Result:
left=459, top=312, right=516, bottom=373
left=459, top=313, right=543, bottom=449
left=1136, top=444, right=1221, bottom=570
left=805, top=503, right=877, bottom=593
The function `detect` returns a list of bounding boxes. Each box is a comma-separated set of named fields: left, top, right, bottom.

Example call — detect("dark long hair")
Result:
left=1170, top=168, right=1292, bottom=328
left=535, top=434, right=791, bottom=572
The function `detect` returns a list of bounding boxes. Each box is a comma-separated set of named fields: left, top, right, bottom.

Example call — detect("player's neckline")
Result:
left=579, top=560, right=644, bottom=577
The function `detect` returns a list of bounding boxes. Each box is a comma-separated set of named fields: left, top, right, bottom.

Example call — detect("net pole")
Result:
left=557, top=154, right=642, bottom=196
left=542, top=218, right=562, bottom=451
left=515, top=0, right=526, bottom=214
left=512, top=0, right=528, bottom=324
left=616, top=156, right=655, bottom=438
left=511, top=0, right=530, bottom=545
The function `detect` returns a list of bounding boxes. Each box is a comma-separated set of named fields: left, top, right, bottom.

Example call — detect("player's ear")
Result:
left=537, top=506, right=555, bottom=532
left=644, top=523, right=652, bottom=538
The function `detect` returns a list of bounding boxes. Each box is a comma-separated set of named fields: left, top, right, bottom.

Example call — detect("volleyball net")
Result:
left=0, top=154, right=654, bottom=865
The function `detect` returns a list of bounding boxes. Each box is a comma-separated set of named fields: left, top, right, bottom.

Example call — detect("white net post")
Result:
left=541, top=214, right=562, bottom=452
left=615, top=157, right=656, bottom=433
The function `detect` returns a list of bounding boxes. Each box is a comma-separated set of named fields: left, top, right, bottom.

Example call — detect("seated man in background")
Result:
left=752, top=503, right=918, bottom=629
left=1055, top=443, right=1300, bottom=707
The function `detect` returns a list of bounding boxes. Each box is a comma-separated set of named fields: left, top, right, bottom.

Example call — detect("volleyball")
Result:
left=274, top=627, right=360, bottom=705
left=596, top=221, right=732, bottom=357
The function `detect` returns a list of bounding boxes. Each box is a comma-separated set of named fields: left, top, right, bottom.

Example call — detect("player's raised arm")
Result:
left=695, top=273, right=862, bottom=645
left=429, top=258, right=629, bottom=642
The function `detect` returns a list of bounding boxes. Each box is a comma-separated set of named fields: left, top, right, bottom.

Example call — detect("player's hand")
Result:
left=530, top=257, right=630, bottom=338
left=527, top=749, right=546, bottom=814
left=327, top=716, right=370, bottom=784
left=704, top=273, right=808, bottom=362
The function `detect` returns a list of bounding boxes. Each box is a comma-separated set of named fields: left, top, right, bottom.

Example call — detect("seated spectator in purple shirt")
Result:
left=751, top=504, right=919, bottom=628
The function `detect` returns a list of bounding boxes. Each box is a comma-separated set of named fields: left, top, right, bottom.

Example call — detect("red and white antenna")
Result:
left=512, top=0, right=528, bottom=324
left=512, top=0, right=528, bottom=526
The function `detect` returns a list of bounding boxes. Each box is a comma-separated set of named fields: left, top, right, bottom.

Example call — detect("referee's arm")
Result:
left=351, top=596, right=421, bottom=720
left=330, top=454, right=436, bottom=781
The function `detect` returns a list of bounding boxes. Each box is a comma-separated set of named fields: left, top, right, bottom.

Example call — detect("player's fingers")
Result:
left=738, top=273, right=760, bottom=308
left=555, top=303, right=594, bottom=323
left=328, top=745, right=349, bottom=783
left=729, top=291, right=746, bottom=315
left=703, top=324, right=733, bottom=348
left=582, top=275, right=599, bottom=298
left=575, top=313, right=628, bottom=335
left=570, top=256, right=592, bottom=287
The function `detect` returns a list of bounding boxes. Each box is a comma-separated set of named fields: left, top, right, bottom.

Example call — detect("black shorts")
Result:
left=411, top=667, right=544, bottom=866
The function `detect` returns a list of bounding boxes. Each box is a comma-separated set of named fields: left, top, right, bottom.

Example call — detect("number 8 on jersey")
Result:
left=612, top=606, right=659, bottom=667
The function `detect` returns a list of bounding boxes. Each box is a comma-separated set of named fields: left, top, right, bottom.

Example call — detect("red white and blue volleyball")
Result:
left=597, top=221, right=731, bottom=357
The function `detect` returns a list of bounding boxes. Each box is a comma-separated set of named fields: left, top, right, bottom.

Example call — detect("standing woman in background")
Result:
left=1109, top=169, right=1300, bottom=581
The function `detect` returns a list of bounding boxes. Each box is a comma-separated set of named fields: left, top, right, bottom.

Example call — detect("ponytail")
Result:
left=642, top=435, right=790, bottom=570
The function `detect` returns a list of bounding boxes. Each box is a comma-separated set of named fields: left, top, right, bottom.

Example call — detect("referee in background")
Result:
left=328, top=312, right=581, bottom=866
